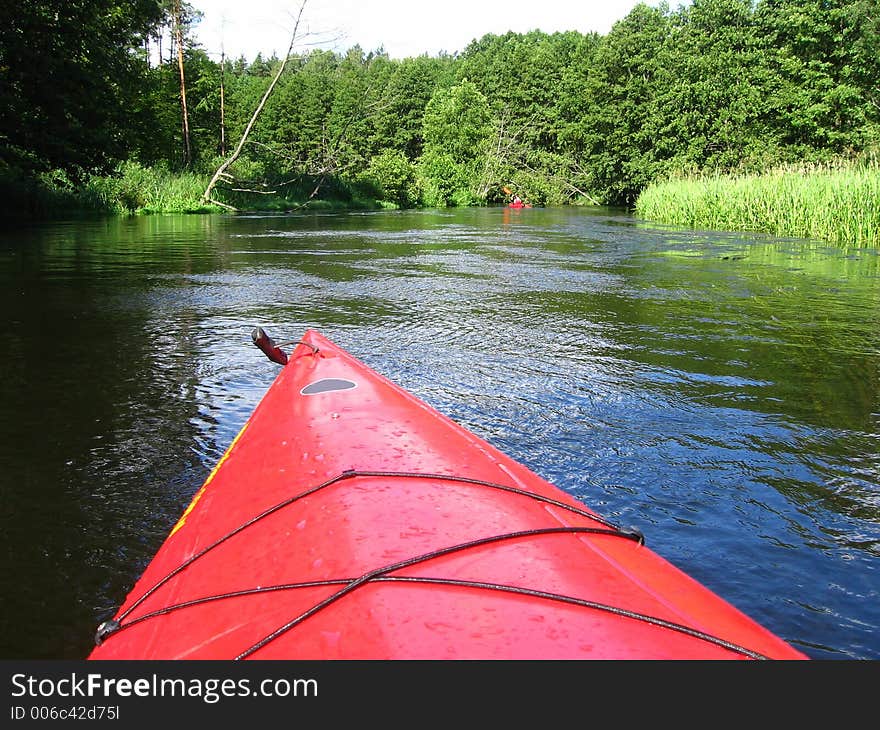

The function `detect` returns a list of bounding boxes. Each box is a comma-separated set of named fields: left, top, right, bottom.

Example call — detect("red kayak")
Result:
left=89, top=329, right=806, bottom=659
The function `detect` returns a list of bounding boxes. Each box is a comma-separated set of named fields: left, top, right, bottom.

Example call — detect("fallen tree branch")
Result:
left=201, top=0, right=308, bottom=207
left=206, top=198, right=238, bottom=211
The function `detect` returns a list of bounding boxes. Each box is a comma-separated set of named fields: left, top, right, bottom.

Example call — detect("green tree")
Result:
left=259, top=51, right=337, bottom=169
left=373, top=55, right=450, bottom=159
left=362, top=149, right=419, bottom=206
left=560, top=3, right=672, bottom=205
left=0, top=0, right=165, bottom=177
left=655, top=0, right=773, bottom=171
left=454, top=30, right=594, bottom=202
left=755, top=0, right=880, bottom=154
left=325, top=46, right=378, bottom=173
left=457, top=30, right=584, bottom=154
left=130, top=46, right=221, bottom=171
left=418, top=80, right=494, bottom=206
left=187, top=48, right=226, bottom=166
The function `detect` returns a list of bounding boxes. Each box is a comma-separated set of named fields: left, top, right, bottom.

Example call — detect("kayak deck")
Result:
left=89, top=330, right=806, bottom=659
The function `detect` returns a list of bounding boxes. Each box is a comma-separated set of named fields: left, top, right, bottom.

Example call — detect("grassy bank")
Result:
left=0, top=162, right=220, bottom=219
left=1, top=161, right=387, bottom=220
left=82, top=162, right=220, bottom=214
left=635, top=159, right=880, bottom=247
left=89, top=162, right=385, bottom=214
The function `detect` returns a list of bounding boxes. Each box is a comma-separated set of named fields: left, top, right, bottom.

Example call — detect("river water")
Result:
left=0, top=206, right=877, bottom=659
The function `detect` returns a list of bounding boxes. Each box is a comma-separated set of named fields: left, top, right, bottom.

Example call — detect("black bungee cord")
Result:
left=97, top=468, right=640, bottom=641
left=94, top=469, right=767, bottom=660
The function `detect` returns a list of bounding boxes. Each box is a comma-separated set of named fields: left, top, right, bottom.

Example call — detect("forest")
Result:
left=1, top=0, right=879, bottom=218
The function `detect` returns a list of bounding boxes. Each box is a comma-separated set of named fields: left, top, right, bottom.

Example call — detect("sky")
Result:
left=187, top=0, right=648, bottom=61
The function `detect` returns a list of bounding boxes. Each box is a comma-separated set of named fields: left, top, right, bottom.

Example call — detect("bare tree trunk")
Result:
left=202, top=0, right=308, bottom=208
left=174, top=0, right=192, bottom=167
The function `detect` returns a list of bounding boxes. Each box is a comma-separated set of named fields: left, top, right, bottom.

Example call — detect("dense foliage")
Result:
left=0, top=1, right=164, bottom=176
left=2, top=0, right=879, bottom=213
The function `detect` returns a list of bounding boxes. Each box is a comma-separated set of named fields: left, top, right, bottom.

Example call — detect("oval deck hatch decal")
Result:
left=300, top=378, right=357, bottom=395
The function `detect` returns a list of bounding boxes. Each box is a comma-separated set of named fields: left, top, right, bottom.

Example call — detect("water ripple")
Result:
left=1, top=207, right=878, bottom=659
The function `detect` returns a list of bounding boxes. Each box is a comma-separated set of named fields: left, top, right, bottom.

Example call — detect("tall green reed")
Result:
left=635, top=160, right=880, bottom=247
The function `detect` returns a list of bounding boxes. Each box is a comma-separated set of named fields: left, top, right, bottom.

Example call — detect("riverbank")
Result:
left=635, top=158, right=880, bottom=247
left=9, top=157, right=880, bottom=242
left=0, top=161, right=389, bottom=220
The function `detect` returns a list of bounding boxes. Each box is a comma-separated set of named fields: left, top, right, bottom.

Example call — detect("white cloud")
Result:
left=188, top=0, right=646, bottom=60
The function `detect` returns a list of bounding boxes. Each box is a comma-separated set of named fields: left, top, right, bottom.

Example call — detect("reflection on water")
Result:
left=0, top=208, right=877, bottom=659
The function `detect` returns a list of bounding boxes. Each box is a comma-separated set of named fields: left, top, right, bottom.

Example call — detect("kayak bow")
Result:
left=89, top=329, right=806, bottom=660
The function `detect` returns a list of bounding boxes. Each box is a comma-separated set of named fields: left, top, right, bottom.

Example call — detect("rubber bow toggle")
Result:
left=252, top=327, right=289, bottom=365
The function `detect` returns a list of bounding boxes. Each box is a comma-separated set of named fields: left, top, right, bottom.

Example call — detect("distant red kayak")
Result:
left=90, top=330, right=806, bottom=659
left=508, top=201, right=531, bottom=208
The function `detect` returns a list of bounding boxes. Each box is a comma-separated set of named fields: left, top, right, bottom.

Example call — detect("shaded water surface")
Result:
left=0, top=207, right=877, bottom=659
